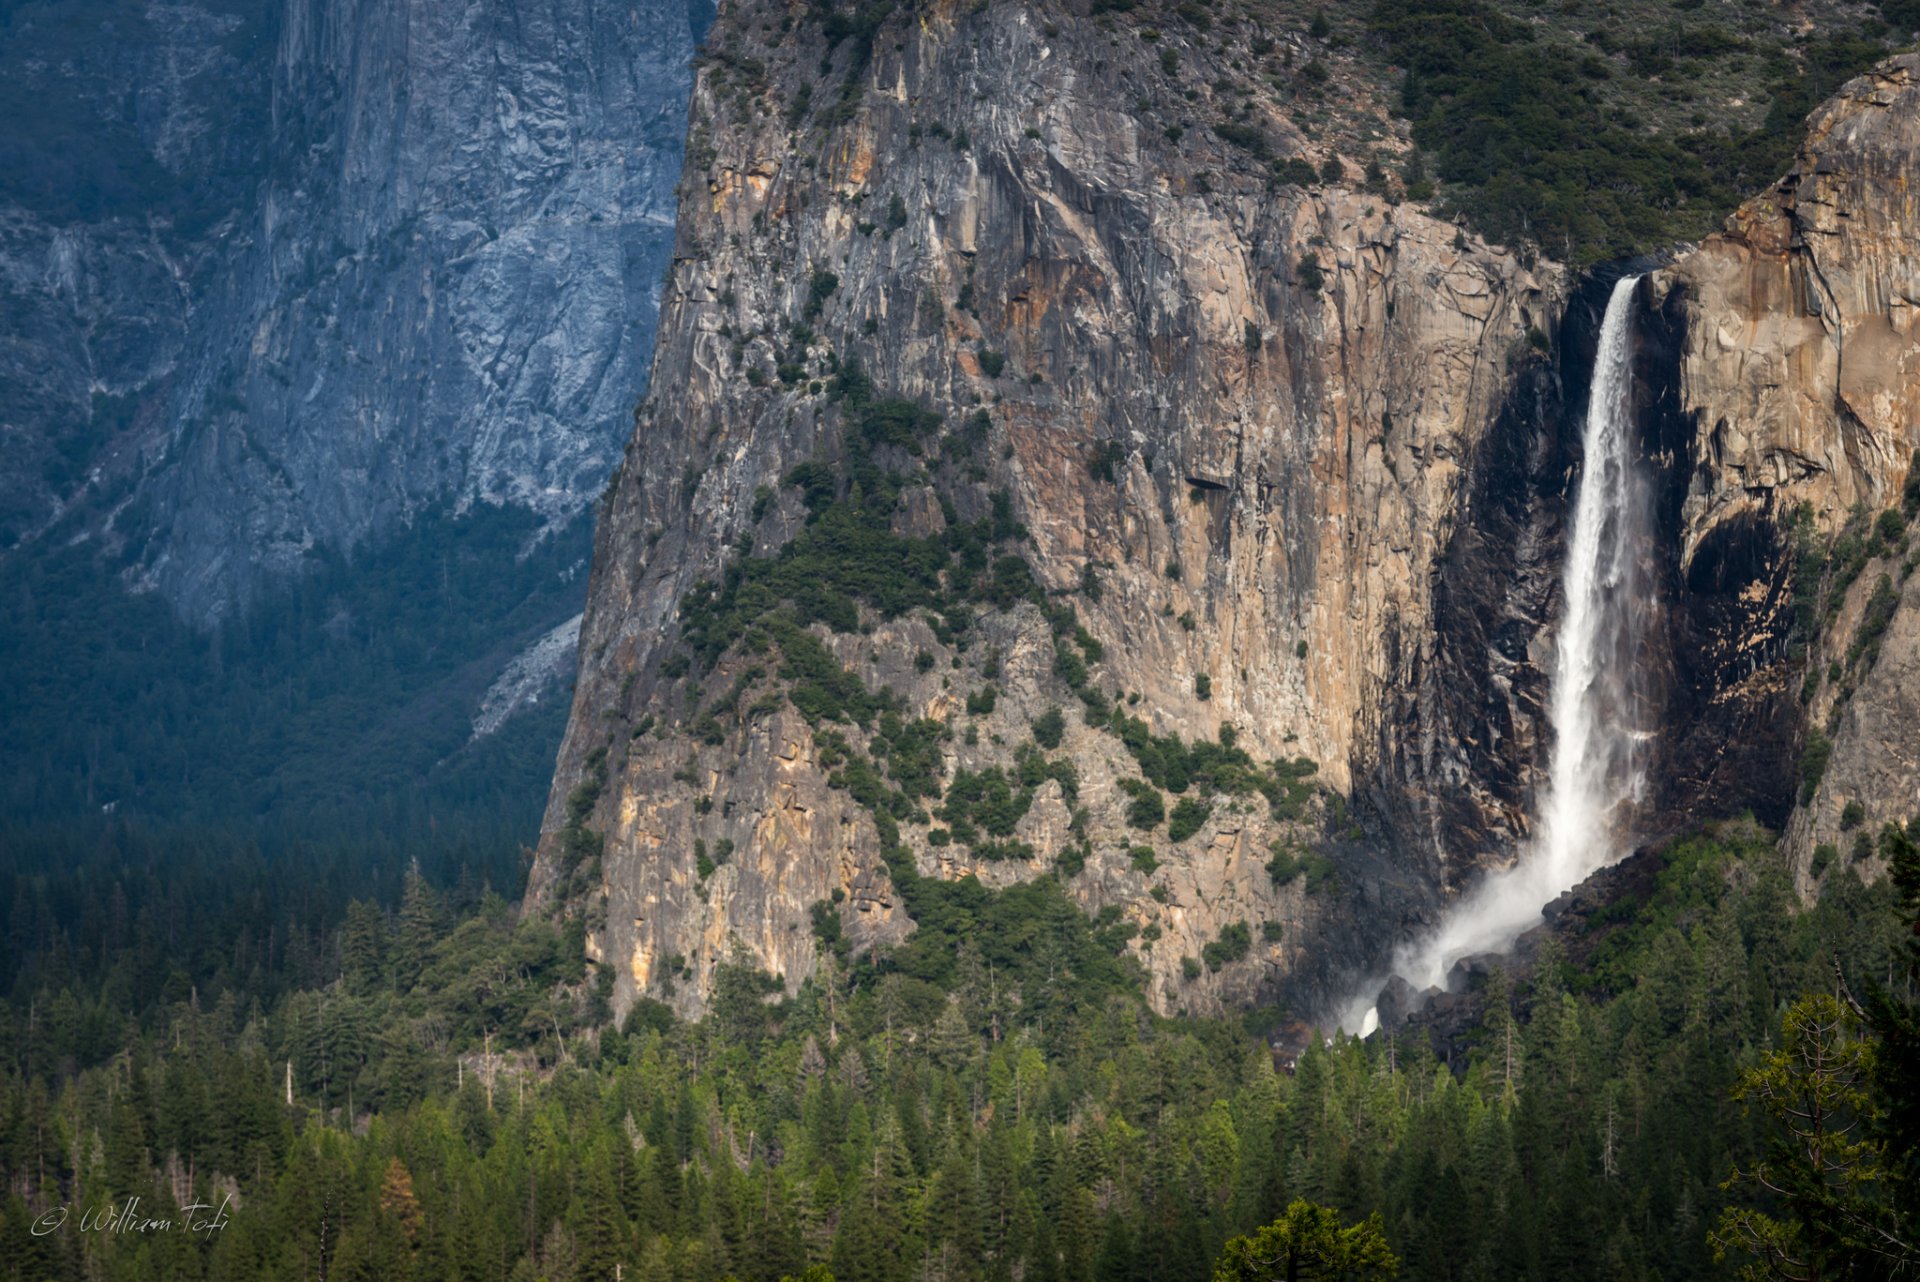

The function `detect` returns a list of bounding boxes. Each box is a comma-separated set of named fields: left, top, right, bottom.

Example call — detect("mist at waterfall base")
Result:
left=1343, top=276, right=1657, bottom=1036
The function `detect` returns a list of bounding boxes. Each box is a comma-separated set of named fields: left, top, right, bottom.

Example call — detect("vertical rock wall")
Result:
left=0, top=0, right=696, bottom=623
left=536, top=0, right=1566, bottom=1018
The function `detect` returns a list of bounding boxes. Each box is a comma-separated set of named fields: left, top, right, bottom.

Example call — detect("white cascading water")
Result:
left=1349, top=275, right=1655, bottom=1031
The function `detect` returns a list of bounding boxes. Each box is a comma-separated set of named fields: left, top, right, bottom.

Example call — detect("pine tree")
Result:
left=1482, top=967, right=1522, bottom=1109
left=340, top=899, right=387, bottom=994
left=1711, top=993, right=1903, bottom=1278
left=1866, top=820, right=1920, bottom=1243
left=574, top=1149, right=628, bottom=1282
left=1211, top=1201, right=1400, bottom=1281
left=396, top=861, right=438, bottom=992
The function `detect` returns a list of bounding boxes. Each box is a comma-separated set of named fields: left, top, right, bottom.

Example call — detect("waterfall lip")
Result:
left=1339, top=274, right=1651, bottom=1034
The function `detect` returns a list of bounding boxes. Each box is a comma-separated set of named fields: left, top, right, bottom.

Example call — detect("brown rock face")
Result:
left=1658, top=57, right=1919, bottom=548
left=529, top=0, right=1568, bottom=1019
left=1645, top=55, right=1920, bottom=888
left=534, top=6, right=1920, bottom=1018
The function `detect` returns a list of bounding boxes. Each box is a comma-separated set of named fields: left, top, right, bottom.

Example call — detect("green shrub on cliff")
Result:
left=1202, top=921, right=1252, bottom=971
left=1169, top=796, right=1212, bottom=842
left=1119, top=778, right=1167, bottom=830
left=1266, top=840, right=1337, bottom=892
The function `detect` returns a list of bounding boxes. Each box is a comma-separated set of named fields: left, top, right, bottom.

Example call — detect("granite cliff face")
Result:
left=1645, top=55, right=1920, bottom=893
left=534, top=0, right=1579, bottom=1019
left=0, top=0, right=696, bottom=625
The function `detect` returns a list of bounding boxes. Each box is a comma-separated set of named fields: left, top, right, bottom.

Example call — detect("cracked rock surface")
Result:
left=533, top=0, right=1567, bottom=1020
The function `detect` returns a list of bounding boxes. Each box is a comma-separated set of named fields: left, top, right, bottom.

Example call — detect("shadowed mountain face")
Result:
left=1, top=0, right=698, bottom=622
left=0, top=0, right=698, bottom=829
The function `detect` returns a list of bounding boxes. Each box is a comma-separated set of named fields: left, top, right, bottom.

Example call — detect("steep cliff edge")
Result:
left=1645, top=54, right=1920, bottom=894
left=534, top=0, right=1568, bottom=1018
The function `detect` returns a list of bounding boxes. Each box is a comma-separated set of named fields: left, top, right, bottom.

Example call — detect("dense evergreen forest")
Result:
left=1, top=815, right=1913, bottom=1281
left=0, top=504, right=587, bottom=842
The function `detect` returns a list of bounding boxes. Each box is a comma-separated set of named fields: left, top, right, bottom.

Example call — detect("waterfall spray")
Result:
left=1349, top=275, right=1655, bottom=1029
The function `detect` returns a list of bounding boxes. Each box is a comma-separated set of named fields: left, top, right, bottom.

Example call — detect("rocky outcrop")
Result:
left=0, top=0, right=695, bottom=624
left=1646, top=55, right=1920, bottom=891
left=535, top=0, right=1568, bottom=1019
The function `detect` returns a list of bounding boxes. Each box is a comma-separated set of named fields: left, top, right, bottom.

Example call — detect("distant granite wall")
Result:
left=0, top=0, right=699, bottom=624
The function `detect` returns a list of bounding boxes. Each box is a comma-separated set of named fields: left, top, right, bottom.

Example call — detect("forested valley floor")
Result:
left=2, top=815, right=1914, bottom=1281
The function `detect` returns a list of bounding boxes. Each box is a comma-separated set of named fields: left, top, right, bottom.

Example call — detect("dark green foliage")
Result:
left=1089, top=439, right=1127, bottom=482
left=1032, top=706, right=1066, bottom=750
left=805, top=267, right=840, bottom=319
left=1119, top=778, right=1166, bottom=829
left=1371, top=0, right=1904, bottom=263
left=1195, top=672, right=1212, bottom=701
left=871, top=711, right=947, bottom=799
left=1168, top=796, right=1212, bottom=843
left=1863, top=820, right=1920, bottom=1243
left=1106, top=713, right=1266, bottom=800
left=772, top=621, right=895, bottom=726
left=1052, top=643, right=1089, bottom=691
left=1812, top=842, right=1840, bottom=880
left=1787, top=503, right=1827, bottom=660
left=1266, top=840, right=1338, bottom=892
left=1073, top=625, right=1105, bottom=665
left=965, top=684, right=998, bottom=716
left=1014, top=742, right=1079, bottom=805
left=0, top=503, right=587, bottom=840
left=819, top=728, right=919, bottom=825
left=786, top=81, right=814, bottom=127
left=1297, top=252, right=1325, bottom=293
left=809, top=0, right=897, bottom=102
left=1214, top=122, right=1271, bottom=158
left=910, top=740, right=1075, bottom=859
left=1842, top=799, right=1868, bottom=831
left=1801, top=728, right=1833, bottom=803
left=977, top=348, right=1006, bottom=378
left=1848, top=573, right=1900, bottom=673
left=3, top=809, right=1905, bottom=1282
left=1273, top=157, right=1320, bottom=186
left=676, top=388, right=1031, bottom=692
left=1202, top=921, right=1252, bottom=972
left=938, top=766, right=1034, bottom=847
left=1825, top=504, right=1881, bottom=615
left=1263, top=756, right=1320, bottom=820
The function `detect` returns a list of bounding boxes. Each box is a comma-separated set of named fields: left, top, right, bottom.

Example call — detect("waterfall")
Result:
left=1350, top=275, right=1654, bottom=1029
